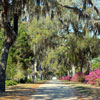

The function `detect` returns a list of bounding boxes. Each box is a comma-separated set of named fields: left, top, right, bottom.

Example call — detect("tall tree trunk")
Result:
left=80, top=63, right=83, bottom=73
left=40, top=72, right=43, bottom=80
left=71, top=64, right=75, bottom=76
left=32, top=64, right=35, bottom=83
left=24, top=70, right=28, bottom=82
left=0, top=14, right=18, bottom=92
left=34, top=60, right=37, bottom=82
left=32, top=60, right=37, bottom=83
left=0, top=40, right=13, bottom=92
left=67, top=70, right=70, bottom=76
left=85, top=60, right=91, bottom=75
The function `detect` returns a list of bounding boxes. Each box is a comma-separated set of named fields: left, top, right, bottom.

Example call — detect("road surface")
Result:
left=31, top=80, right=78, bottom=100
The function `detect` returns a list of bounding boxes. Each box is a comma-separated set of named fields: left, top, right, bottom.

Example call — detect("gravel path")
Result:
left=31, top=80, right=78, bottom=100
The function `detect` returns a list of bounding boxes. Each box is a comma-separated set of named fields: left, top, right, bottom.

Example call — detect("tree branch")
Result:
left=59, top=4, right=91, bottom=20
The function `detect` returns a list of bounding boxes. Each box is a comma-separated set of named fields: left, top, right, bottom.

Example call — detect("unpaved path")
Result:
left=0, top=83, right=42, bottom=100
left=31, top=80, right=78, bottom=100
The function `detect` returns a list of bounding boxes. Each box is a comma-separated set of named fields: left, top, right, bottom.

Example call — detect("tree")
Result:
left=0, top=0, right=60, bottom=92
left=28, top=17, right=60, bottom=80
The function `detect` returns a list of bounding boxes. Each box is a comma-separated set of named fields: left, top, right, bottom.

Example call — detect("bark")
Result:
left=32, top=73, right=35, bottom=83
left=32, top=60, right=37, bottom=83
left=67, top=70, right=70, bottom=76
left=32, top=64, right=35, bottom=83
left=80, top=63, right=83, bottom=73
left=0, top=40, right=13, bottom=92
left=0, top=14, right=18, bottom=92
left=34, top=60, right=37, bottom=82
left=24, top=70, right=28, bottom=82
left=40, top=73, right=43, bottom=80
left=71, top=64, right=75, bottom=76
left=85, top=61, right=91, bottom=75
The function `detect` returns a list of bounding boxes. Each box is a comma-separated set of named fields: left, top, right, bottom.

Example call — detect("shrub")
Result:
left=71, top=72, right=85, bottom=82
left=64, top=76, right=71, bottom=81
left=6, top=80, right=18, bottom=86
left=27, top=78, right=33, bottom=83
left=85, top=69, right=100, bottom=85
left=60, top=76, right=71, bottom=81
left=60, top=76, right=65, bottom=80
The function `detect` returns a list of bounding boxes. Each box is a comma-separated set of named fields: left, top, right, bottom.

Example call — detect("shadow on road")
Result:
left=32, top=80, right=77, bottom=100
left=0, top=84, right=40, bottom=100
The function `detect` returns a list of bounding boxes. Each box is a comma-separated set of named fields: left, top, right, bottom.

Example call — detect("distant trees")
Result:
left=41, top=34, right=100, bottom=77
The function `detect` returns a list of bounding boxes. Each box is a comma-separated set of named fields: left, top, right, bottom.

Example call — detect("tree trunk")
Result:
left=80, top=63, right=83, bottom=73
left=0, top=40, right=13, bottom=92
left=40, top=73, right=43, bottom=80
left=32, top=64, right=35, bottom=83
left=32, top=60, right=37, bottom=83
left=85, top=61, right=91, bottom=75
left=34, top=60, right=37, bottom=82
left=67, top=70, right=70, bottom=76
left=71, top=64, right=75, bottom=76
left=24, top=70, right=28, bottom=82
left=0, top=14, right=18, bottom=92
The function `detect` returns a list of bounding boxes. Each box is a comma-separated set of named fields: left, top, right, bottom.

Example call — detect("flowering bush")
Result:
left=60, top=76, right=71, bottom=81
left=85, top=69, right=100, bottom=85
left=60, top=76, right=65, bottom=80
left=71, top=72, right=85, bottom=82
left=64, top=76, right=71, bottom=81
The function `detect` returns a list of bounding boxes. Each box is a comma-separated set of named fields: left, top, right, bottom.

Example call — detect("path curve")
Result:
left=31, top=80, right=78, bottom=100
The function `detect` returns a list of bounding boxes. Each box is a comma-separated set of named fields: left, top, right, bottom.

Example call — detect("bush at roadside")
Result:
left=60, top=76, right=71, bottom=81
left=6, top=80, right=18, bottom=86
left=27, top=78, right=33, bottom=83
left=85, top=69, right=100, bottom=86
left=71, top=72, right=85, bottom=82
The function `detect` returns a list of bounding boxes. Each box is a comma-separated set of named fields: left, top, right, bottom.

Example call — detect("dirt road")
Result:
left=31, top=80, right=78, bottom=100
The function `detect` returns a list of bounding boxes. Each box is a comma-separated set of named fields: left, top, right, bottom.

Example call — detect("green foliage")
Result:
left=4, top=17, right=100, bottom=81
left=0, top=28, right=4, bottom=57
left=27, top=78, right=33, bottom=83
left=6, top=23, right=33, bottom=80
left=6, top=80, right=18, bottom=86
left=92, top=57, right=100, bottom=70
left=6, top=56, right=17, bottom=80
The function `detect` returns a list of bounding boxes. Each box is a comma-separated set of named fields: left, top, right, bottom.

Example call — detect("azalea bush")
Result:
left=60, top=76, right=65, bottom=80
left=60, top=76, right=71, bottom=81
left=71, top=72, right=85, bottom=82
left=64, top=76, right=71, bottom=81
left=85, top=69, right=100, bottom=85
